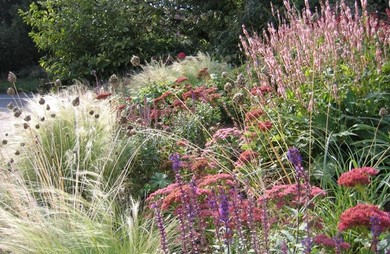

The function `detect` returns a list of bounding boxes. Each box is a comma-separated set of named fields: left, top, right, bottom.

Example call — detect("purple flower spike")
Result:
left=219, top=191, right=229, bottom=224
left=169, top=153, right=181, bottom=172
left=287, top=147, right=305, bottom=180
left=287, top=147, right=302, bottom=168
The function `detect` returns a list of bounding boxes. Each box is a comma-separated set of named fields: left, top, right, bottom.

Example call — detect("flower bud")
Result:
left=8, top=71, right=17, bottom=83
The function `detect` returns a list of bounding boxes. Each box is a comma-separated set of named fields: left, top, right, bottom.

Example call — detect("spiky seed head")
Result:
left=224, top=82, right=233, bottom=93
left=35, top=124, right=40, bottom=129
left=46, top=105, right=50, bottom=110
left=72, top=96, right=80, bottom=106
left=2, top=139, right=7, bottom=145
left=50, top=113, right=56, bottom=118
left=109, top=74, right=119, bottom=85
left=40, top=117, right=45, bottom=121
left=14, top=110, right=21, bottom=118
left=15, top=150, right=20, bottom=155
left=7, top=102, right=15, bottom=110
left=131, top=55, right=140, bottom=67
left=39, top=97, right=45, bottom=105
left=8, top=71, right=17, bottom=83
left=24, top=115, right=31, bottom=122
left=7, top=87, right=15, bottom=96
left=379, top=108, right=388, bottom=117
left=89, top=110, right=94, bottom=115
left=94, top=113, right=100, bottom=119
left=23, top=123, right=29, bottom=129
left=233, top=92, right=244, bottom=103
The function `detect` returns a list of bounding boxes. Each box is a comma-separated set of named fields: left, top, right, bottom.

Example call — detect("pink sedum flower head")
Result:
left=338, top=203, right=390, bottom=232
left=337, top=167, right=379, bottom=187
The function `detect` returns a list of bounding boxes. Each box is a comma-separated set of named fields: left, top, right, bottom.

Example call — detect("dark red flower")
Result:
left=257, top=120, right=273, bottom=131
left=250, top=85, right=273, bottom=96
left=118, top=104, right=126, bottom=111
left=177, top=51, right=186, bottom=60
left=338, top=203, right=390, bottom=232
left=337, top=167, right=379, bottom=187
left=266, top=184, right=326, bottom=208
left=237, top=150, right=259, bottom=164
left=96, top=92, right=112, bottom=100
left=175, top=76, right=188, bottom=83
left=245, top=108, right=264, bottom=122
left=314, top=234, right=350, bottom=249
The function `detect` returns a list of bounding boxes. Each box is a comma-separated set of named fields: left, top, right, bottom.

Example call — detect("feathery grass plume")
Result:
left=128, top=52, right=229, bottom=93
left=0, top=169, right=177, bottom=253
left=2, top=83, right=132, bottom=196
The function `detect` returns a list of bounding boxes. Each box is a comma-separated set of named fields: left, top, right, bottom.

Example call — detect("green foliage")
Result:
left=0, top=0, right=40, bottom=75
left=20, top=0, right=184, bottom=80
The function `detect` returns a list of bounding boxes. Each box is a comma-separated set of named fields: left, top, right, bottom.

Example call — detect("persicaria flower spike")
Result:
left=337, top=167, right=379, bottom=187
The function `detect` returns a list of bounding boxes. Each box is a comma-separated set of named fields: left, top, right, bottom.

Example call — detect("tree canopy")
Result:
left=6, top=0, right=388, bottom=80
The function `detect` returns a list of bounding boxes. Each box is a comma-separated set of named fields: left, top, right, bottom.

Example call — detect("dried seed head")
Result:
left=46, top=104, right=50, bottom=110
left=23, top=123, right=29, bottom=129
left=15, top=150, right=20, bottom=156
left=24, top=115, right=31, bottom=122
left=224, top=82, right=233, bottom=93
left=39, top=97, right=45, bottom=105
left=35, top=124, right=40, bottom=129
left=2, top=139, right=7, bottom=145
left=20, top=142, right=25, bottom=147
left=89, top=110, right=94, bottom=115
left=54, top=79, right=62, bottom=87
left=8, top=71, right=17, bottom=83
left=40, top=116, right=45, bottom=121
left=109, top=74, right=119, bottom=86
left=94, top=113, right=100, bottom=119
left=379, top=108, right=388, bottom=117
left=7, top=102, right=15, bottom=110
left=130, top=55, right=140, bottom=67
left=233, top=92, right=244, bottom=104
left=72, top=96, right=80, bottom=106
left=50, top=113, right=56, bottom=118
left=7, top=87, right=15, bottom=96
left=14, top=110, right=21, bottom=118
left=235, top=73, right=245, bottom=88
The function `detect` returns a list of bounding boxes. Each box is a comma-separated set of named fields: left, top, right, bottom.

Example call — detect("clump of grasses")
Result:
left=1, top=83, right=132, bottom=195
left=0, top=169, right=178, bottom=254
left=128, top=52, right=230, bottom=92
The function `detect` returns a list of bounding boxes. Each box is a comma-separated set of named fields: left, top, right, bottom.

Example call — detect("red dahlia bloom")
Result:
left=337, top=167, right=379, bottom=187
left=338, top=203, right=390, bottom=232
